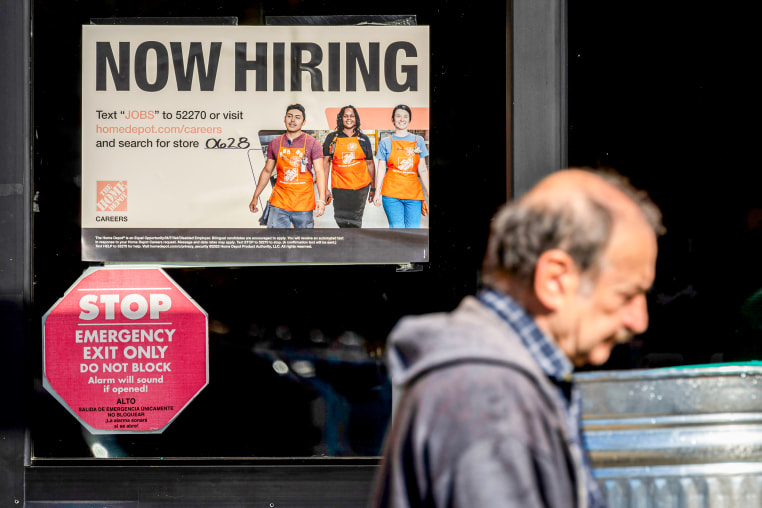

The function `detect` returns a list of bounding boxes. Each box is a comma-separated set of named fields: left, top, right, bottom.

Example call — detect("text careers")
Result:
left=95, top=40, right=420, bottom=93
left=79, top=293, right=171, bottom=321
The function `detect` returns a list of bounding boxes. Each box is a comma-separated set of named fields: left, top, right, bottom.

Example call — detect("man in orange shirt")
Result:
left=249, top=104, right=327, bottom=228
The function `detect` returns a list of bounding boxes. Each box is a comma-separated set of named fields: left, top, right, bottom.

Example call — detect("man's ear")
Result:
left=533, top=249, right=579, bottom=311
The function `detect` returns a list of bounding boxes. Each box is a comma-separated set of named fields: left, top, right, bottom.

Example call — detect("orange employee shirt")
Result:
left=380, top=138, right=425, bottom=201
left=330, top=136, right=372, bottom=190
left=267, top=133, right=322, bottom=212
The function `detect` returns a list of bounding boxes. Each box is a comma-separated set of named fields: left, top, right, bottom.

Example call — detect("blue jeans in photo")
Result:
left=381, top=196, right=422, bottom=228
left=267, top=205, right=314, bottom=228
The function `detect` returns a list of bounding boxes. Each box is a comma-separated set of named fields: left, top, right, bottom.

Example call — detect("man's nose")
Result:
left=623, top=294, right=649, bottom=334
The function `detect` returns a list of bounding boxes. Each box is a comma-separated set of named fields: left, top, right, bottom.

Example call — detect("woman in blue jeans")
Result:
left=373, top=105, right=429, bottom=228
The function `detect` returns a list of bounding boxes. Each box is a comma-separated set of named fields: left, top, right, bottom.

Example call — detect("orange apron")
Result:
left=330, top=136, right=372, bottom=190
left=269, top=134, right=316, bottom=212
left=380, top=138, right=424, bottom=200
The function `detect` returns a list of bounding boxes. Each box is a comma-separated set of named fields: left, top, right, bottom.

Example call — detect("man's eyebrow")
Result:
left=614, top=281, right=651, bottom=294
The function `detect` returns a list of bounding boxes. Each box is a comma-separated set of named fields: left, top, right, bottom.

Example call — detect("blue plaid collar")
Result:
left=478, top=287, right=607, bottom=507
left=477, top=287, right=574, bottom=384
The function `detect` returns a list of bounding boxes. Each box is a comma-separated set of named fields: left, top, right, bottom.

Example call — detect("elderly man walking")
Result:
left=371, top=169, right=664, bottom=508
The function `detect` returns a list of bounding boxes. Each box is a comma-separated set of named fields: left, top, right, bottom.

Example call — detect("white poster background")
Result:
left=82, top=25, right=429, bottom=232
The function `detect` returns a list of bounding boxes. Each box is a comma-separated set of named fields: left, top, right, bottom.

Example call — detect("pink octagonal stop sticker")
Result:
left=42, top=266, right=208, bottom=434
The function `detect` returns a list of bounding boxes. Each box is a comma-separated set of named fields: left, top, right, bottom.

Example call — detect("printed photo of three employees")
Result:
left=248, top=104, right=430, bottom=229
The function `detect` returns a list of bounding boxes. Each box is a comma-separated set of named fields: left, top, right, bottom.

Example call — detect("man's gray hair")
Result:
left=482, top=170, right=664, bottom=288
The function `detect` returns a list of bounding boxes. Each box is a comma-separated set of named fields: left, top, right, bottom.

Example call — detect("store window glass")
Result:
left=31, top=0, right=507, bottom=460
left=568, top=2, right=758, bottom=370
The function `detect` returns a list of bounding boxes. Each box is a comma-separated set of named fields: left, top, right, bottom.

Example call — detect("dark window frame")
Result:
left=1, top=0, right=569, bottom=503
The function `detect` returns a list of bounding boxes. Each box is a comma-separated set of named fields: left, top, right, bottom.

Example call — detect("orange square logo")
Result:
left=96, top=180, right=127, bottom=212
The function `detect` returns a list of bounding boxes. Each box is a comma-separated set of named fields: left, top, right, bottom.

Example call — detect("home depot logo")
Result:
left=96, top=181, right=127, bottom=212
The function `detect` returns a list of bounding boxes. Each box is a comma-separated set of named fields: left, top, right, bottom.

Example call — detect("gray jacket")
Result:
left=370, top=296, right=588, bottom=508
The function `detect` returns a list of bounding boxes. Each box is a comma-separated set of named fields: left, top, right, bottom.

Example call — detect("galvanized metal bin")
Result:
left=577, top=364, right=762, bottom=508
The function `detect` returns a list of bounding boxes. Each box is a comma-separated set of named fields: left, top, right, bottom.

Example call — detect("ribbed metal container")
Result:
left=577, top=364, right=762, bottom=508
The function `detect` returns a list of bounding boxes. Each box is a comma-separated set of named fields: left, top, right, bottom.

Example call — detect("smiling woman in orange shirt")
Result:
left=373, top=105, right=429, bottom=228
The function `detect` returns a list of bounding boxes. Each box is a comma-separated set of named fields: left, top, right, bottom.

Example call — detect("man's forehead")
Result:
left=286, top=110, right=303, bottom=117
left=598, top=221, right=657, bottom=282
